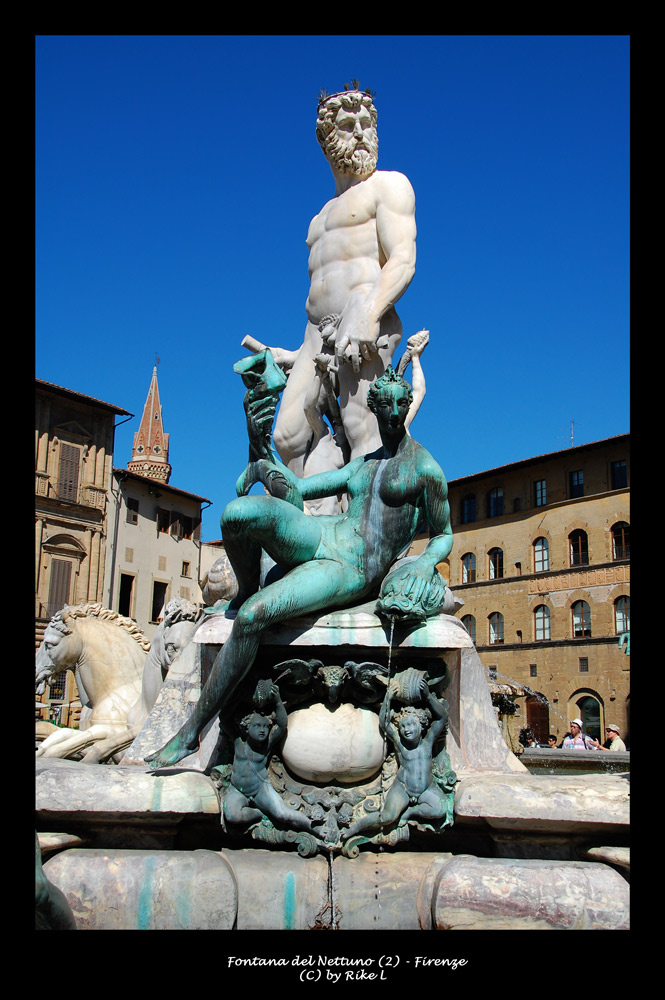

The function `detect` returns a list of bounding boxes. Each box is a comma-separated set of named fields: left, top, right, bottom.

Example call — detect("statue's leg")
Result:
left=221, top=494, right=322, bottom=603
left=401, top=786, right=446, bottom=824
left=342, top=780, right=409, bottom=840
left=337, top=311, right=402, bottom=459
left=255, top=784, right=316, bottom=833
left=223, top=787, right=263, bottom=828
left=221, top=526, right=262, bottom=609
left=273, top=324, right=323, bottom=472
left=147, top=549, right=367, bottom=769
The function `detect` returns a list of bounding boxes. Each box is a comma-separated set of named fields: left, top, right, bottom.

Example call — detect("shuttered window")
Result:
left=57, top=444, right=80, bottom=501
left=47, top=558, right=72, bottom=617
left=126, top=497, right=139, bottom=524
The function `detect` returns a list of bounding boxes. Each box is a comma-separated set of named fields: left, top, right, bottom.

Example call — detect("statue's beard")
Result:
left=325, top=130, right=378, bottom=178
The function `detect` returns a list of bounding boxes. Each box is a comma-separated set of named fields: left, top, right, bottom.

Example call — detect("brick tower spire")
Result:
left=127, top=366, right=172, bottom=483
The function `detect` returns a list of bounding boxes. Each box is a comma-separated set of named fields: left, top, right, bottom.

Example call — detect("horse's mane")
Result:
left=51, top=603, right=151, bottom=652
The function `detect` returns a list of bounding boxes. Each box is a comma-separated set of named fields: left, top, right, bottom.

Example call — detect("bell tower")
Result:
left=127, top=365, right=172, bottom=483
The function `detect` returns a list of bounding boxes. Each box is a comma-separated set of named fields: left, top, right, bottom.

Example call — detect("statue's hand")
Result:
left=261, top=461, right=302, bottom=507
left=406, top=329, right=430, bottom=357
left=334, top=309, right=380, bottom=373
left=235, top=463, right=257, bottom=497
left=377, top=557, right=447, bottom=622
left=269, top=682, right=283, bottom=705
left=36, top=665, right=51, bottom=696
left=244, top=392, right=279, bottom=461
left=236, top=460, right=302, bottom=509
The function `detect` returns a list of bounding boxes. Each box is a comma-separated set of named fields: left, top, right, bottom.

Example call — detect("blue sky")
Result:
left=36, top=35, right=629, bottom=542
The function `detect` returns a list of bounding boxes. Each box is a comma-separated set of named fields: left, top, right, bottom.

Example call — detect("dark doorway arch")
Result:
left=576, top=694, right=602, bottom=742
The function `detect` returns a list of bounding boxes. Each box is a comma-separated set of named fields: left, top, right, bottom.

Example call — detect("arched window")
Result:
left=569, top=529, right=589, bottom=567
left=461, top=614, right=476, bottom=643
left=614, top=596, right=630, bottom=634
left=489, top=612, right=504, bottom=645
left=460, top=495, right=476, bottom=524
left=534, top=604, right=551, bottom=641
left=571, top=600, right=591, bottom=638
left=41, top=534, right=85, bottom=620
left=611, top=522, right=630, bottom=561
left=461, top=552, right=476, bottom=583
left=488, top=547, right=504, bottom=579
left=533, top=537, right=549, bottom=573
left=487, top=488, right=503, bottom=518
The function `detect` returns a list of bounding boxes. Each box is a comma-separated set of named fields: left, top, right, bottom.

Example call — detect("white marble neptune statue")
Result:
left=247, top=87, right=419, bottom=499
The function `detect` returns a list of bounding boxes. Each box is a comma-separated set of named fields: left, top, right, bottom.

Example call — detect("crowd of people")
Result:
left=520, top=719, right=628, bottom=751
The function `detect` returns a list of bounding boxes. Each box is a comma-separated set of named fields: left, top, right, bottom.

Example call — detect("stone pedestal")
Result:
left=122, top=601, right=525, bottom=776
left=120, top=634, right=221, bottom=769
left=36, top=757, right=629, bottom=929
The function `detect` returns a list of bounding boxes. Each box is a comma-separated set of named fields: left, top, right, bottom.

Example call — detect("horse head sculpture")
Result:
left=35, top=603, right=150, bottom=760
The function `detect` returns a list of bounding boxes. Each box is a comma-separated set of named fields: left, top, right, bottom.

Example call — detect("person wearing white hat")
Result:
left=561, top=718, right=597, bottom=749
left=590, top=724, right=626, bottom=752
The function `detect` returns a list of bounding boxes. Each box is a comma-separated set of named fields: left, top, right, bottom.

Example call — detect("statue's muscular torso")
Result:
left=305, top=173, right=389, bottom=324
left=273, top=169, right=416, bottom=471
left=310, top=437, right=445, bottom=587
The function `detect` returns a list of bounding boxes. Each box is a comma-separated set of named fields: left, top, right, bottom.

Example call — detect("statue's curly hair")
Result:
left=367, top=366, right=413, bottom=412
left=316, top=89, right=377, bottom=149
left=238, top=711, right=273, bottom=737
left=393, top=705, right=431, bottom=731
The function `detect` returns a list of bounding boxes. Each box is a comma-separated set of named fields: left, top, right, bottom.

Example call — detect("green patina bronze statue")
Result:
left=146, top=364, right=453, bottom=770
left=220, top=683, right=318, bottom=834
left=342, top=676, right=453, bottom=841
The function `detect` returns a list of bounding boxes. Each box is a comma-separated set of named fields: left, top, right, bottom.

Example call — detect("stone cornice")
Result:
left=454, top=560, right=630, bottom=593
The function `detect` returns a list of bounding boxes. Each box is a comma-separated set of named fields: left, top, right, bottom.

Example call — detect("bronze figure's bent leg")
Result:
left=222, top=494, right=322, bottom=605
left=146, top=554, right=367, bottom=769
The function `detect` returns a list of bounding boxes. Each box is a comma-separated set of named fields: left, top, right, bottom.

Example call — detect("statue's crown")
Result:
left=373, top=365, right=409, bottom=389
left=367, top=366, right=413, bottom=407
left=317, top=84, right=376, bottom=112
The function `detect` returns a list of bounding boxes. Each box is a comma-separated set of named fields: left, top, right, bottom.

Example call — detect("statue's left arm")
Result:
left=421, top=679, right=449, bottom=742
left=335, top=172, right=417, bottom=370
left=379, top=681, right=398, bottom=741
left=379, top=457, right=453, bottom=613
left=415, top=459, right=453, bottom=577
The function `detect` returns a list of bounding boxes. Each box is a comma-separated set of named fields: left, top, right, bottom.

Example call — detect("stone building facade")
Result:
left=439, top=434, right=630, bottom=745
left=103, top=365, right=212, bottom=641
left=35, top=379, right=132, bottom=723
left=35, top=379, right=132, bottom=643
left=104, top=470, right=211, bottom=641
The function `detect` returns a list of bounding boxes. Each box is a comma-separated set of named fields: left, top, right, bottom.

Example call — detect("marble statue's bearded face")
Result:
left=317, top=93, right=378, bottom=179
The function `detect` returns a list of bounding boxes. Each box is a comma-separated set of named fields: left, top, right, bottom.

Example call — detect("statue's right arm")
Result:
left=298, top=458, right=362, bottom=501
left=237, top=456, right=360, bottom=506
left=379, top=682, right=397, bottom=737
left=334, top=172, right=416, bottom=368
